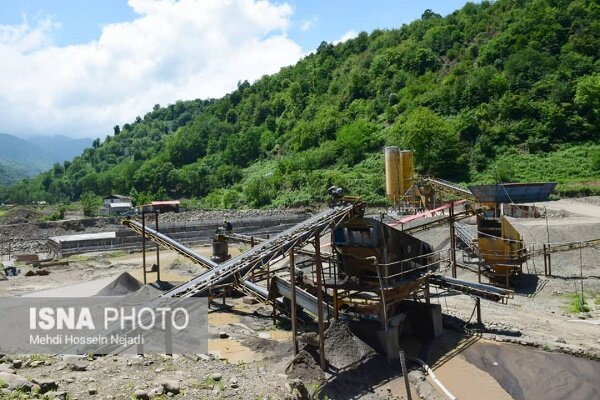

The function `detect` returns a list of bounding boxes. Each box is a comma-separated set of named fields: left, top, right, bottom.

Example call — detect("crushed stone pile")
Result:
left=127, top=284, right=163, bottom=299
left=285, top=321, right=399, bottom=399
left=323, top=320, right=378, bottom=369
left=285, top=349, right=325, bottom=384
left=95, top=272, right=143, bottom=296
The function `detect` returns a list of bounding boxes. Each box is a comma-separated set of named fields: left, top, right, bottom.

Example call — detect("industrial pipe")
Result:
left=411, top=357, right=458, bottom=400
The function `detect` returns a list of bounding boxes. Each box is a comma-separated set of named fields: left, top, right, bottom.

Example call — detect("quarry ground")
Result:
left=1, top=198, right=600, bottom=399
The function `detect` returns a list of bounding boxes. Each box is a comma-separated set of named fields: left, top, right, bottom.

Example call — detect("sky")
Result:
left=0, top=0, right=476, bottom=139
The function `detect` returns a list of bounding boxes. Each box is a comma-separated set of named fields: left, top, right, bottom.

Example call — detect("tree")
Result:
left=336, top=120, right=380, bottom=165
left=80, top=191, right=101, bottom=217
left=113, top=125, right=120, bottom=135
left=575, top=73, right=600, bottom=120
left=389, top=107, right=466, bottom=179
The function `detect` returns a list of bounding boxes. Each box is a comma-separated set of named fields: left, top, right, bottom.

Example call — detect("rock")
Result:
left=0, top=372, right=33, bottom=391
left=243, top=297, right=258, bottom=305
left=219, top=331, right=229, bottom=339
left=11, top=360, right=22, bottom=369
left=556, top=337, right=566, bottom=344
left=285, top=379, right=310, bottom=400
left=70, top=363, right=88, bottom=371
left=160, top=380, right=180, bottom=395
left=29, top=360, right=42, bottom=368
left=32, top=378, right=58, bottom=393
left=88, top=387, right=98, bottom=395
left=134, top=389, right=150, bottom=400
left=298, top=332, right=319, bottom=347
left=55, top=392, right=68, bottom=400
left=230, top=377, right=239, bottom=388
left=148, top=385, right=164, bottom=398
left=197, top=353, right=211, bottom=361
left=210, top=373, right=222, bottom=381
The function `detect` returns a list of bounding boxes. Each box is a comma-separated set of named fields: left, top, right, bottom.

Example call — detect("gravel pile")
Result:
left=158, top=208, right=310, bottom=224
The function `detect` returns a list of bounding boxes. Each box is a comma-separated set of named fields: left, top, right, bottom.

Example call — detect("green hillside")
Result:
left=2, top=0, right=599, bottom=206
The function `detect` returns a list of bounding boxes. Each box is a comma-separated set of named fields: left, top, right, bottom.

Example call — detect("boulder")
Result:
left=0, top=372, right=32, bottom=391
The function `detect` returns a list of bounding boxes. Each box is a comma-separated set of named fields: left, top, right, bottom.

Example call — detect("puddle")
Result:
left=434, top=355, right=512, bottom=400
left=209, top=338, right=264, bottom=363
left=258, top=330, right=293, bottom=341
left=462, top=341, right=600, bottom=400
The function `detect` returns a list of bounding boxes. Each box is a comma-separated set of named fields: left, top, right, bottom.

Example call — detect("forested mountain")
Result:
left=2, top=0, right=599, bottom=206
left=0, top=134, right=90, bottom=185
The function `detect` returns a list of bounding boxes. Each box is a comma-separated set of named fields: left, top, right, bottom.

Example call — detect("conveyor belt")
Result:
left=400, top=207, right=480, bottom=234
left=160, top=202, right=364, bottom=298
left=430, top=274, right=513, bottom=303
left=122, top=219, right=218, bottom=270
left=270, top=275, right=334, bottom=317
left=530, top=237, right=600, bottom=256
left=223, top=232, right=333, bottom=258
left=422, top=177, right=477, bottom=202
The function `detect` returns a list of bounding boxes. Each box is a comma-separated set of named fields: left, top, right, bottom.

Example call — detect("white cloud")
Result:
left=334, top=30, right=358, bottom=45
left=0, top=0, right=303, bottom=138
left=299, top=16, right=317, bottom=32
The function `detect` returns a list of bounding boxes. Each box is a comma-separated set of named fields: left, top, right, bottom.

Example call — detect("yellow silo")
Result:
left=385, top=146, right=402, bottom=202
left=399, top=150, right=414, bottom=195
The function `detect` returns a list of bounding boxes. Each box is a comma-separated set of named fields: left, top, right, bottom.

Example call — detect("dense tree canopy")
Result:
left=2, top=0, right=600, bottom=206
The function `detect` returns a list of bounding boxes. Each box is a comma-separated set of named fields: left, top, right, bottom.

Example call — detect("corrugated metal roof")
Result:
left=108, top=202, right=132, bottom=208
left=151, top=200, right=180, bottom=206
left=103, top=194, right=131, bottom=200
left=468, top=182, right=557, bottom=204
left=50, top=232, right=116, bottom=243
